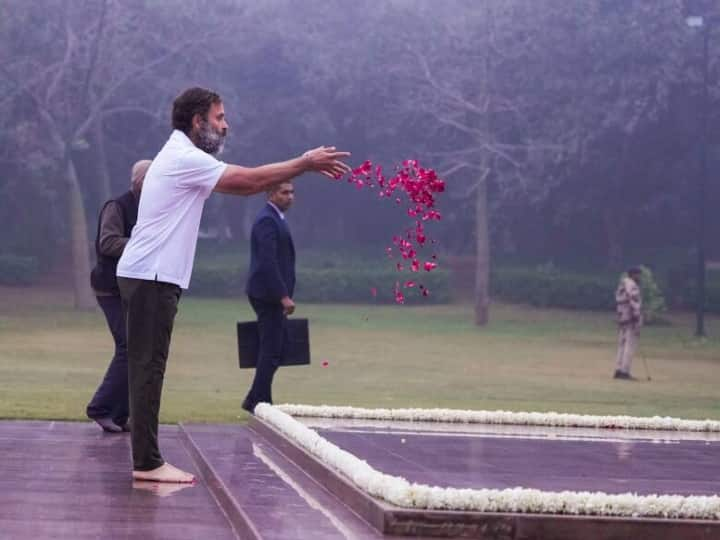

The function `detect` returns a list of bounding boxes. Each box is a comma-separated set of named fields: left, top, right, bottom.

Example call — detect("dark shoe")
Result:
left=613, top=370, right=626, bottom=379
left=241, top=398, right=256, bottom=415
left=92, top=417, right=123, bottom=433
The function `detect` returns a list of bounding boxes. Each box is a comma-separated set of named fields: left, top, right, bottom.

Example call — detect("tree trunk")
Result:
left=474, top=174, right=490, bottom=326
left=67, top=154, right=95, bottom=310
left=602, top=209, right=624, bottom=269
left=92, top=119, right=112, bottom=204
left=474, top=2, right=493, bottom=327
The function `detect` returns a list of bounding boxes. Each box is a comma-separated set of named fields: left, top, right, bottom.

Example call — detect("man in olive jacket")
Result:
left=87, top=160, right=151, bottom=432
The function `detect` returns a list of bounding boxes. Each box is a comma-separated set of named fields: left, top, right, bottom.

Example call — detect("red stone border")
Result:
left=250, top=417, right=720, bottom=539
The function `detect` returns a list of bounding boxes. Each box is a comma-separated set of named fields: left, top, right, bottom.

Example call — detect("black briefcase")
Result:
left=237, top=318, right=311, bottom=369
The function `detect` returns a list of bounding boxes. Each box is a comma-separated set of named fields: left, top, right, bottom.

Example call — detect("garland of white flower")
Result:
left=255, top=404, right=720, bottom=519
left=276, top=404, right=720, bottom=432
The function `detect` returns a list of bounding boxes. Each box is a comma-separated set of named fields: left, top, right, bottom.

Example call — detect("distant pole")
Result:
left=696, top=23, right=709, bottom=337
left=687, top=14, right=709, bottom=338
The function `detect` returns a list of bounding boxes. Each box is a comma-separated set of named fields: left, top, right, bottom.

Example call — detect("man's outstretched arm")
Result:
left=214, top=146, right=351, bottom=196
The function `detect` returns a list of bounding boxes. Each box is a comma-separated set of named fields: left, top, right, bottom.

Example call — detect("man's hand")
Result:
left=281, top=296, right=295, bottom=316
left=302, top=146, right=351, bottom=179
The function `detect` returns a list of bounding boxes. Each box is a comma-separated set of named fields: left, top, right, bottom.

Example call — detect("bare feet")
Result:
left=132, top=480, right=194, bottom=497
left=132, top=463, right=195, bottom=483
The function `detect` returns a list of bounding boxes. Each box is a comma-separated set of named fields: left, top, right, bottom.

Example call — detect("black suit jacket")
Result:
left=245, top=203, right=296, bottom=302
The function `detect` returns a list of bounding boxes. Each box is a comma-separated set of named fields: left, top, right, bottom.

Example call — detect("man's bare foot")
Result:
left=132, top=480, right=193, bottom=497
left=132, top=463, right=195, bottom=483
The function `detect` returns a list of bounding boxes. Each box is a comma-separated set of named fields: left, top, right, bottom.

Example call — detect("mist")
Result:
left=1, top=0, right=719, bottom=322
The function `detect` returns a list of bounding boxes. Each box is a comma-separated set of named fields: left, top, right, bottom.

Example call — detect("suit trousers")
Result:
left=86, top=294, right=129, bottom=426
left=118, top=277, right=181, bottom=471
left=243, top=296, right=285, bottom=410
left=615, top=324, right=639, bottom=375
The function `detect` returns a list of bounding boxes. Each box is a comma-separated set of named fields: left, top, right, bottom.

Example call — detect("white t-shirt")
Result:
left=117, top=130, right=227, bottom=289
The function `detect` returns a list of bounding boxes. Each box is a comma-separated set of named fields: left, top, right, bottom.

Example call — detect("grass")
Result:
left=1, top=285, right=719, bottom=424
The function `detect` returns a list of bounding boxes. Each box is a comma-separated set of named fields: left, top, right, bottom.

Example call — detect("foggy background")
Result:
left=1, top=0, right=719, bottom=325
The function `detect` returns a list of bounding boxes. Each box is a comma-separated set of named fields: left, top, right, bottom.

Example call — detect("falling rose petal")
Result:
left=395, top=290, right=405, bottom=304
left=370, top=287, right=378, bottom=297
left=405, top=281, right=416, bottom=288
left=322, top=360, right=329, bottom=368
left=335, top=158, right=445, bottom=303
left=352, top=160, right=372, bottom=176
left=422, top=288, right=430, bottom=297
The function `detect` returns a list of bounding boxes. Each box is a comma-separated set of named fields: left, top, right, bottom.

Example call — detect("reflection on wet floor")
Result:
left=2, top=419, right=718, bottom=539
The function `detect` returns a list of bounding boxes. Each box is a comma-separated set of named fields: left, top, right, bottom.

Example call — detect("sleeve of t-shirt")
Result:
left=177, top=148, right=228, bottom=199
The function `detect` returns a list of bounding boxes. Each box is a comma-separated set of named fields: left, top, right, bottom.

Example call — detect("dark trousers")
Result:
left=117, top=277, right=181, bottom=472
left=86, top=294, right=129, bottom=426
left=243, top=296, right=285, bottom=410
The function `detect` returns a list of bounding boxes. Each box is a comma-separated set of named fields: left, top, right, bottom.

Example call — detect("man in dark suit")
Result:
left=242, top=181, right=296, bottom=413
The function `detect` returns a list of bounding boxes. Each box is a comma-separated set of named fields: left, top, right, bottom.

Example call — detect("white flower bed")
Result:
left=256, top=404, right=720, bottom=520
left=276, top=404, right=720, bottom=432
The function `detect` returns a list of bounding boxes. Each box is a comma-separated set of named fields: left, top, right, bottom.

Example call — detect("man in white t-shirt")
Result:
left=117, top=87, right=350, bottom=483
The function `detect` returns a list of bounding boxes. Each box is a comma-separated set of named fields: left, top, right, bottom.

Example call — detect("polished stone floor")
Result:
left=0, top=421, right=236, bottom=539
left=312, top=421, right=720, bottom=496
left=1, top=418, right=718, bottom=539
left=0, top=420, right=397, bottom=540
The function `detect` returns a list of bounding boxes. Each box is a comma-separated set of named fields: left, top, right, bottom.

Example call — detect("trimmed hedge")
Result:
left=0, top=254, right=40, bottom=286
left=490, top=266, right=720, bottom=314
left=490, top=267, right=616, bottom=311
left=188, top=262, right=451, bottom=304
left=295, top=267, right=451, bottom=304
left=678, top=272, right=720, bottom=314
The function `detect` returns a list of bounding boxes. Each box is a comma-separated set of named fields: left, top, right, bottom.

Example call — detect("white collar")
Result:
left=171, top=129, right=194, bottom=147
left=267, top=201, right=285, bottom=220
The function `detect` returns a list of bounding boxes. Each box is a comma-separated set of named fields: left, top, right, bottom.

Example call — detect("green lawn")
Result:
left=1, top=286, right=719, bottom=423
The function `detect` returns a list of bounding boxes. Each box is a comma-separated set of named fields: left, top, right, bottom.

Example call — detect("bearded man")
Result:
left=117, top=87, right=350, bottom=483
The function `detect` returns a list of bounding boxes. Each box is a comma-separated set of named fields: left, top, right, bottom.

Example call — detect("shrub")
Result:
left=0, top=254, right=40, bottom=286
left=677, top=270, right=720, bottom=314
left=295, top=267, right=451, bottom=304
left=188, top=260, right=451, bottom=304
left=490, top=266, right=615, bottom=311
left=636, top=266, right=667, bottom=324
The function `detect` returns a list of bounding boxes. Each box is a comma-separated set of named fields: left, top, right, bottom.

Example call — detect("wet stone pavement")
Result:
left=314, top=422, right=720, bottom=496
left=1, top=418, right=718, bottom=539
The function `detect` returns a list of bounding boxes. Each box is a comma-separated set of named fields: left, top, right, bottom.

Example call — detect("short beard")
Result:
left=195, top=120, right=226, bottom=156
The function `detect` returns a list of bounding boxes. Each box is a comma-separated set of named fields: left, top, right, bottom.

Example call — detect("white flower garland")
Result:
left=276, top=404, right=720, bottom=432
left=256, top=404, right=720, bottom=520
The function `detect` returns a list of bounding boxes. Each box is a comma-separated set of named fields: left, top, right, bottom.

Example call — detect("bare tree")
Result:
left=0, top=0, right=224, bottom=308
left=390, top=1, right=565, bottom=325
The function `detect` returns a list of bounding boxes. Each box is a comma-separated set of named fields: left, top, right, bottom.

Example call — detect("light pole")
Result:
left=686, top=14, right=709, bottom=338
